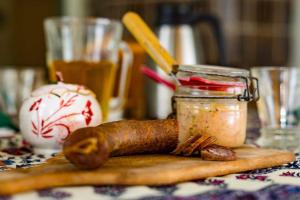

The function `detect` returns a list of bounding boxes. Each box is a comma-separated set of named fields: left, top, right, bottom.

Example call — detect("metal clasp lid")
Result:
left=237, top=76, right=259, bottom=102
left=173, top=73, right=259, bottom=102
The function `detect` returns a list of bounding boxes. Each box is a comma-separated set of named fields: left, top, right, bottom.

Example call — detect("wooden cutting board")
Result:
left=0, top=146, right=295, bottom=195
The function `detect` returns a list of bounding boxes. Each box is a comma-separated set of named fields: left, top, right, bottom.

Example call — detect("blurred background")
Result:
left=0, top=0, right=298, bottom=133
left=0, top=0, right=294, bottom=67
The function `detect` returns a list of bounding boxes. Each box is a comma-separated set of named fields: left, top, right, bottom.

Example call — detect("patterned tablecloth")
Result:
left=1, top=135, right=300, bottom=200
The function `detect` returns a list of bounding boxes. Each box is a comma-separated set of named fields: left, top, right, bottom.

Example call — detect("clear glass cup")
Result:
left=0, top=66, right=46, bottom=125
left=251, top=67, right=300, bottom=151
left=44, top=17, right=132, bottom=122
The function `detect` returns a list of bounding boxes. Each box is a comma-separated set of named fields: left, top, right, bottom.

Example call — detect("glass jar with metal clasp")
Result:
left=172, top=65, right=259, bottom=147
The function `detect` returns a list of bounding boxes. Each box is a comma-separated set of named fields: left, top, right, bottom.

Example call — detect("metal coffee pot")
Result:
left=146, top=3, right=226, bottom=119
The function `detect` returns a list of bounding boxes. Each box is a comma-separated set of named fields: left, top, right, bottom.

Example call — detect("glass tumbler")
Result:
left=44, top=17, right=132, bottom=121
left=251, top=67, right=300, bottom=151
left=0, top=66, right=46, bottom=125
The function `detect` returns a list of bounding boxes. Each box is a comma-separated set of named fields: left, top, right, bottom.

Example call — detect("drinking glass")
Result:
left=44, top=17, right=132, bottom=121
left=251, top=67, right=300, bottom=151
left=0, top=66, right=46, bottom=125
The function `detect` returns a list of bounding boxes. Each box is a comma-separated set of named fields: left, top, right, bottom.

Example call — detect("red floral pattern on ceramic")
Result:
left=19, top=83, right=102, bottom=154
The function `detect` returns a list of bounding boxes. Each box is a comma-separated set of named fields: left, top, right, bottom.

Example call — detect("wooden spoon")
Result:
left=122, top=12, right=179, bottom=84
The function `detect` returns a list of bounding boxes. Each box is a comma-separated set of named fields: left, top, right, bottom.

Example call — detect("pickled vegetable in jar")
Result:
left=174, top=65, right=259, bottom=147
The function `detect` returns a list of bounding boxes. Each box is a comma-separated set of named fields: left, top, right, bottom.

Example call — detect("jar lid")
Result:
left=176, top=64, right=249, bottom=77
left=176, top=65, right=248, bottom=90
left=174, top=65, right=259, bottom=102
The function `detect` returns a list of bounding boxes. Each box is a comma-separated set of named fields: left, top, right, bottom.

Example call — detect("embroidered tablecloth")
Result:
left=0, top=135, right=300, bottom=200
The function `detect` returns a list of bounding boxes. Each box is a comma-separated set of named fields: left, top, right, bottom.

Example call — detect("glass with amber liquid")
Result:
left=44, top=17, right=132, bottom=121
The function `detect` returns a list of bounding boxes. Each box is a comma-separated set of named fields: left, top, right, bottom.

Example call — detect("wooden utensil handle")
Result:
left=122, top=12, right=176, bottom=75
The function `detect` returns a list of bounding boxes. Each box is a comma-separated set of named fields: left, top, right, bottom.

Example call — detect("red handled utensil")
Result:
left=141, top=66, right=176, bottom=91
left=141, top=66, right=245, bottom=92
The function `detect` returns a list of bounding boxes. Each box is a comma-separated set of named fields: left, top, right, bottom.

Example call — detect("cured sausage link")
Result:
left=63, top=119, right=178, bottom=169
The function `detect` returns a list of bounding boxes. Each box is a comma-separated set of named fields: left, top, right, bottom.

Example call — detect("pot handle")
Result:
left=109, top=41, right=133, bottom=121
left=191, top=14, right=227, bottom=66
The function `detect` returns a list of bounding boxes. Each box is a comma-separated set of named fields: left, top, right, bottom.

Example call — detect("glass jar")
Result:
left=173, top=65, right=259, bottom=147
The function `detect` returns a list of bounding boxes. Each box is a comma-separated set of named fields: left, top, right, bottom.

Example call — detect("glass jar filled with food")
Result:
left=173, top=65, right=259, bottom=147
